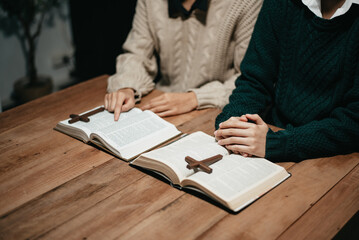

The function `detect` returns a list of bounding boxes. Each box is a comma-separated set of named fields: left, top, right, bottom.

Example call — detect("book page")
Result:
left=183, top=155, right=289, bottom=209
left=137, top=132, right=229, bottom=183
left=73, top=107, right=142, bottom=133
left=56, top=106, right=122, bottom=141
left=92, top=109, right=180, bottom=160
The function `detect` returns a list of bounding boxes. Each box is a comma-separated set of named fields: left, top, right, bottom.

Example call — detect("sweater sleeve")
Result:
left=107, top=0, right=157, bottom=99
left=190, top=0, right=263, bottom=110
left=215, top=0, right=286, bottom=128
left=266, top=62, right=359, bottom=162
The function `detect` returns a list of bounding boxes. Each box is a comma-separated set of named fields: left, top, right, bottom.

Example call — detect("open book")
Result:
left=54, top=106, right=181, bottom=161
left=131, top=131, right=290, bottom=212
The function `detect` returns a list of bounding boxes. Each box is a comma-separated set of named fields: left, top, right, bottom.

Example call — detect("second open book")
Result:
left=131, top=131, right=290, bottom=212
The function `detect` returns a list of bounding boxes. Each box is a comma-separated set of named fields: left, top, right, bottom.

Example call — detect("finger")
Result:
left=141, top=104, right=149, bottom=110
left=245, top=114, right=266, bottom=125
left=215, top=129, right=234, bottom=139
left=225, top=144, right=251, bottom=154
left=239, top=115, right=248, bottom=122
left=156, top=110, right=175, bottom=117
left=141, top=94, right=166, bottom=109
left=217, top=136, right=248, bottom=146
left=219, top=119, right=253, bottom=129
left=106, top=94, right=113, bottom=111
left=240, top=152, right=253, bottom=157
left=141, top=99, right=167, bottom=110
left=215, top=135, right=224, bottom=141
left=109, top=93, right=118, bottom=112
left=121, top=97, right=135, bottom=112
left=219, top=117, right=240, bottom=126
left=107, top=94, right=113, bottom=111
left=104, top=94, right=109, bottom=109
left=147, top=103, right=170, bottom=113
left=148, top=94, right=165, bottom=103
left=214, top=130, right=225, bottom=141
left=114, top=96, right=125, bottom=121
left=240, top=152, right=249, bottom=157
left=216, top=128, right=251, bottom=138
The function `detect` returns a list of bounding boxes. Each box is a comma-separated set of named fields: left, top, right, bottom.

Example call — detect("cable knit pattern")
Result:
left=216, top=0, right=359, bottom=162
left=107, top=0, right=263, bottom=109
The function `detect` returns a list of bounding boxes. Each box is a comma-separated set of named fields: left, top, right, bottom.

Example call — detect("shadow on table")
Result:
left=333, top=210, right=359, bottom=240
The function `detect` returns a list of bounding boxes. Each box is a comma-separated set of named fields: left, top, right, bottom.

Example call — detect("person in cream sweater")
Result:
left=105, top=0, right=262, bottom=120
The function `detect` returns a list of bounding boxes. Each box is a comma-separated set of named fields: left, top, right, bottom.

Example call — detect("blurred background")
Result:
left=0, top=0, right=137, bottom=112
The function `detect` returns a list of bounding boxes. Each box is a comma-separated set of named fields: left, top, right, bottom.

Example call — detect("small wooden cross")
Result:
left=68, top=107, right=105, bottom=124
left=185, top=154, right=223, bottom=174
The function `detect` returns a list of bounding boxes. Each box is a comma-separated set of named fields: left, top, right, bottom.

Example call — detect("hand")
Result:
left=104, top=88, right=135, bottom=121
left=215, top=115, right=252, bottom=157
left=237, top=115, right=253, bottom=157
left=214, top=115, right=248, bottom=141
left=214, top=114, right=269, bottom=157
left=141, top=92, right=198, bottom=117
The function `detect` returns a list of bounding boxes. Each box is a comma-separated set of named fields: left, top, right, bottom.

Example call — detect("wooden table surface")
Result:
left=0, top=75, right=358, bottom=240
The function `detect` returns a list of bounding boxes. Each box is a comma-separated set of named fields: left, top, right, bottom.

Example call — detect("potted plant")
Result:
left=0, top=0, right=61, bottom=103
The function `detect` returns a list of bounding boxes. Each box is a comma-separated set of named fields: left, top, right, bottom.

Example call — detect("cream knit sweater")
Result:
left=107, top=0, right=262, bottom=109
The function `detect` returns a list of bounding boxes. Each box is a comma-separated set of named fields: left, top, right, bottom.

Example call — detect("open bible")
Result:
left=54, top=106, right=181, bottom=161
left=131, top=131, right=290, bottom=212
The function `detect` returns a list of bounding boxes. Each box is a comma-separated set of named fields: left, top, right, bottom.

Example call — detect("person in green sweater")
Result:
left=214, top=0, right=359, bottom=162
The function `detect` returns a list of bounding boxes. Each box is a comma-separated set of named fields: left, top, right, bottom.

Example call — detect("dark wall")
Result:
left=70, top=0, right=137, bottom=81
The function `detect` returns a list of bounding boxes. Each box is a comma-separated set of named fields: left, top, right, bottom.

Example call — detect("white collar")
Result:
left=301, top=0, right=359, bottom=19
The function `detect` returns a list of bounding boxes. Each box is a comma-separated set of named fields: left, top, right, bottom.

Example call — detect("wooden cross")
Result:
left=68, top=107, right=105, bottom=124
left=185, top=154, right=223, bottom=174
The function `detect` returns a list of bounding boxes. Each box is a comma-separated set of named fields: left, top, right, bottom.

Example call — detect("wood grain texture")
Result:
left=119, top=194, right=228, bottom=240
left=278, top=163, right=359, bottom=240
left=0, top=158, right=141, bottom=239
left=0, top=76, right=111, bottom=216
left=0, top=75, right=358, bottom=240
left=0, top=138, right=110, bottom=216
left=37, top=175, right=184, bottom=240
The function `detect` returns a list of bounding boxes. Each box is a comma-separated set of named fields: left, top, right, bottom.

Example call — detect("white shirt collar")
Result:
left=301, top=0, right=359, bottom=19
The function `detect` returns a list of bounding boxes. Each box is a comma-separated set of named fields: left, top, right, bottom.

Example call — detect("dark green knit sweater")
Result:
left=215, top=0, right=359, bottom=162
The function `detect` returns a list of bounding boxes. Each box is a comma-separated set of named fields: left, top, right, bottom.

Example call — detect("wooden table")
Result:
left=0, top=75, right=358, bottom=240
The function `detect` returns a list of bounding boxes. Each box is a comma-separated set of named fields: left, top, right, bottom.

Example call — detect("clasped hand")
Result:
left=214, top=114, right=269, bottom=158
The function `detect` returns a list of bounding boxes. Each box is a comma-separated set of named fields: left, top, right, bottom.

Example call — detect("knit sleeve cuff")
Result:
left=265, top=129, right=291, bottom=162
left=107, top=73, right=155, bottom=102
left=189, top=84, right=230, bottom=110
left=191, top=88, right=216, bottom=109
